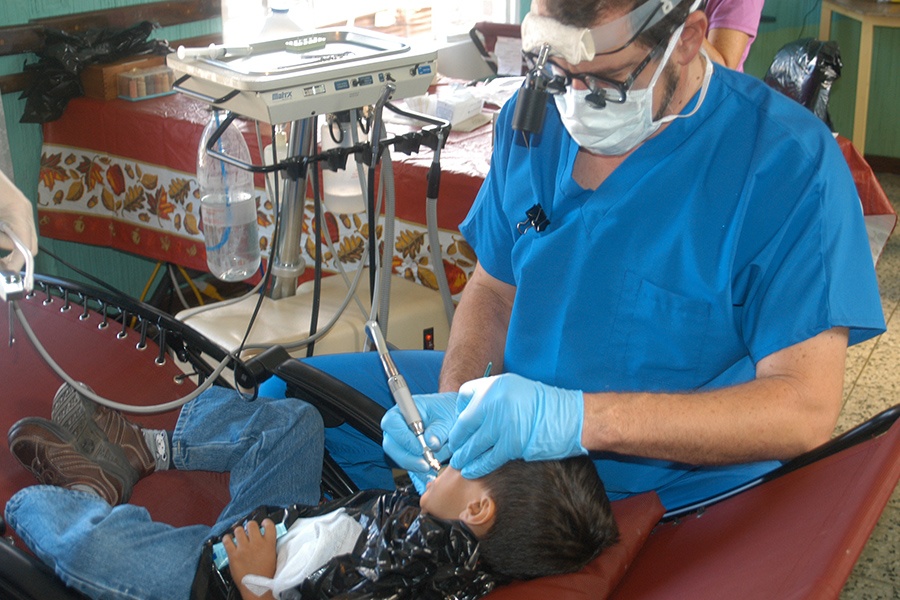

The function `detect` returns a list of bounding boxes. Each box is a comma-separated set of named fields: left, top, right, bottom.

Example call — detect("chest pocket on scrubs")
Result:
left=615, top=271, right=712, bottom=389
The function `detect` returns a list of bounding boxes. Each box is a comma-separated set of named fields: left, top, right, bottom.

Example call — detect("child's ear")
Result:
left=459, top=495, right=496, bottom=535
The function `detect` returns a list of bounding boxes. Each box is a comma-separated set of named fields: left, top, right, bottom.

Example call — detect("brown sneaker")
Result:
left=51, top=383, right=156, bottom=479
left=8, top=417, right=137, bottom=505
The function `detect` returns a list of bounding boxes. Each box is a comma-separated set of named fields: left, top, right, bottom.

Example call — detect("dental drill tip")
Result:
left=416, top=434, right=442, bottom=472
left=424, top=450, right=442, bottom=472
left=426, top=453, right=442, bottom=473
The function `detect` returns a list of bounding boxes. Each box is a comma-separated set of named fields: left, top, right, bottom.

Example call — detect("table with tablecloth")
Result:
left=36, top=93, right=491, bottom=299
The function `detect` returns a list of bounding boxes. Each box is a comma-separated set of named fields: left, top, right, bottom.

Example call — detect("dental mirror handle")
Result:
left=176, top=44, right=252, bottom=60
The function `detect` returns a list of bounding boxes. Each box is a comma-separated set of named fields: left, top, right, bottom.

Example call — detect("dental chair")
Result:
left=1, top=273, right=898, bottom=599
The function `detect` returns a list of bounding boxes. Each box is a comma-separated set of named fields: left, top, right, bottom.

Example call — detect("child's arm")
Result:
left=222, top=518, right=278, bottom=600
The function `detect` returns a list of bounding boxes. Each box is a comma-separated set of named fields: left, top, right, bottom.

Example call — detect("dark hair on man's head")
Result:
left=477, top=456, right=618, bottom=580
left=542, top=0, right=696, bottom=50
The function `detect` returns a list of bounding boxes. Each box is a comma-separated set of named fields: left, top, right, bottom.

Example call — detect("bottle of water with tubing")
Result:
left=197, top=111, right=260, bottom=281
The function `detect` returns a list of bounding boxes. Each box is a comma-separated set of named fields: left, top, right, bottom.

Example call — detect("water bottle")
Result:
left=320, top=112, right=367, bottom=214
left=197, top=111, right=260, bottom=281
left=257, top=0, right=309, bottom=40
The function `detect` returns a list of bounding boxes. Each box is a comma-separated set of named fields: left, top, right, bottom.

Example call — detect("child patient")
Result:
left=214, top=457, right=618, bottom=600
left=7, top=384, right=617, bottom=600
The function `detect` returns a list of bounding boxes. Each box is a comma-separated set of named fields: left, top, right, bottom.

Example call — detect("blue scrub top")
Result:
left=459, top=66, right=886, bottom=508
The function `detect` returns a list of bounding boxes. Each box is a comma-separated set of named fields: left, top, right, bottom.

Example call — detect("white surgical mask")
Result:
left=554, top=25, right=712, bottom=156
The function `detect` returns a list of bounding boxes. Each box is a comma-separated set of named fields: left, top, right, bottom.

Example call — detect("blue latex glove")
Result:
left=381, top=391, right=457, bottom=474
left=407, top=470, right=432, bottom=496
left=448, top=374, right=587, bottom=479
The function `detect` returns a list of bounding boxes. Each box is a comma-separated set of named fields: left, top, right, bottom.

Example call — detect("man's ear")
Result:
left=674, top=10, right=708, bottom=66
left=459, top=495, right=496, bottom=536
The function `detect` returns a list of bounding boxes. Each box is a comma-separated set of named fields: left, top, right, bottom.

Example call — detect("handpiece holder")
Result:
left=0, top=222, right=34, bottom=301
left=199, top=101, right=451, bottom=181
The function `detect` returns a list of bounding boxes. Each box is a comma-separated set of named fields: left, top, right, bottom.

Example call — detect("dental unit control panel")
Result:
left=167, top=29, right=437, bottom=125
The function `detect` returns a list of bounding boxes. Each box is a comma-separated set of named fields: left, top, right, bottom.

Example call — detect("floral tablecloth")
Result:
left=37, top=95, right=491, bottom=300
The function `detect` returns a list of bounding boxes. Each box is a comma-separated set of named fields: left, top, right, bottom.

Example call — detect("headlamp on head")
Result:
left=511, top=43, right=553, bottom=136
left=511, top=0, right=697, bottom=136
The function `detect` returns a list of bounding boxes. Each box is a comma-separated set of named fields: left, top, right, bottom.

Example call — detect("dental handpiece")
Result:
left=365, top=320, right=443, bottom=473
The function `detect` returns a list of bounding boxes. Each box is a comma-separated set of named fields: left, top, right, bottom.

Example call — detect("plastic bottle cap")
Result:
left=268, top=0, right=296, bottom=12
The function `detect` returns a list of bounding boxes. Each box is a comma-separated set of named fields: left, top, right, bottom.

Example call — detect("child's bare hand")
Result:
left=222, top=518, right=278, bottom=600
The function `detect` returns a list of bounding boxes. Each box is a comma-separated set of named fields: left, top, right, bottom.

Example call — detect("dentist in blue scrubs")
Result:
left=269, top=0, right=885, bottom=510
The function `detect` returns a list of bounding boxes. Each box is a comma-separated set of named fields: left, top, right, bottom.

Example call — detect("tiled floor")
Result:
left=839, top=172, right=900, bottom=599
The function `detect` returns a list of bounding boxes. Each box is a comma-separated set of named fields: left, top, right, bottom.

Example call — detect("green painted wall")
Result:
left=745, top=0, right=899, bottom=160
left=0, top=0, right=219, bottom=298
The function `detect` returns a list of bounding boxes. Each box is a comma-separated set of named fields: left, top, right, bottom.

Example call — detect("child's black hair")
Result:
left=478, top=455, right=619, bottom=580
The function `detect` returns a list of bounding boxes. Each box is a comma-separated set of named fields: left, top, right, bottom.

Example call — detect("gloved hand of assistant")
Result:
left=381, top=391, right=457, bottom=474
left=0, top=170, right=38, bottom=272
left=448, top=373, right=587, bottom=479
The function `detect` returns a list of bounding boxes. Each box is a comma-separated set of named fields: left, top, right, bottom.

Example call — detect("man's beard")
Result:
left=652, top=63, right=679, bottom=121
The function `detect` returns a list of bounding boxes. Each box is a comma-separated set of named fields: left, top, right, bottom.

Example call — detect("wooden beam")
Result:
left=0, top=34, right=222, bottom=96
left=168, top=32, right=222, bottom=50
left=29, top=0, right=221, bottom=34
left=0, top=24, right=45, bottom=56
left=0, top=0, right=221, bottom=58
left=0, top=72, right=33, bottom=96
left=0, top=0, right=222, bottom=94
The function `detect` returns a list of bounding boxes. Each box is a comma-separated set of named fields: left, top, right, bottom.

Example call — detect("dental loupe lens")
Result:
left=586, top=92, right=607, bottom=108
left=586, top=78, right=625, bottom=103
left=547, top=78, right=567, bottom=95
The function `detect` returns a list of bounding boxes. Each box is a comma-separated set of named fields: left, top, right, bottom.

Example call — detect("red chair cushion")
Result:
left=609, top=416, right=900, bottom=599
left=1, top=292, right=231, bottom=530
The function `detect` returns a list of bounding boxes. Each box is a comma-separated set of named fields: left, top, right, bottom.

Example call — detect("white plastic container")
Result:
left=320, top=115, right=367, bottom=214
left=263, top=125, right=289, bottom=202
left=197, top=112, right=261, bottom=281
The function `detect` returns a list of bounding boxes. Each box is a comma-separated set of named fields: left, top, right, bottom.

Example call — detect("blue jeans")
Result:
left=5, top=387, right=324, bottom=600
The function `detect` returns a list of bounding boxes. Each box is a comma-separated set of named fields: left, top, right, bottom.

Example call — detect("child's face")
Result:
left=419, top=466, right=489, bottom=521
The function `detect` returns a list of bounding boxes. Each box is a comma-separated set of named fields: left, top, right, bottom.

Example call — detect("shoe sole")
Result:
left=8, top=417, right=136, bottom=504
left=50, top=384, right=141, bottom=484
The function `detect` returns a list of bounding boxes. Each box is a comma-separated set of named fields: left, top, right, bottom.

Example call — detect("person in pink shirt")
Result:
left=703, top=0, right=765, bottom=71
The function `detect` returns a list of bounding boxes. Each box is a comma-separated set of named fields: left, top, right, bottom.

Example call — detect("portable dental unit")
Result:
left=166, top=29, right=437, bottom=125
left=165, top=28, right=455, bottom=354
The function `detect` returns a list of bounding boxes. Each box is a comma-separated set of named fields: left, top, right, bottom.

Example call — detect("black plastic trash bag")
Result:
left=764, top=38, right=842, bottom=130
left=192, top=488, right=499, bottom=600
left=19, top=20, right=169, bottom=123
